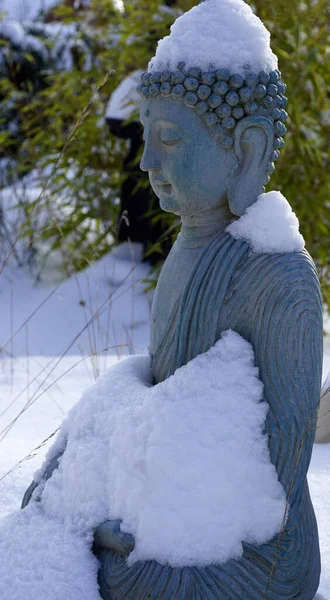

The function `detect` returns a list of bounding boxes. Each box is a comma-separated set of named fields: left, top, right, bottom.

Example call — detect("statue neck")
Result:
left=179, top=206, right=233, bottom=248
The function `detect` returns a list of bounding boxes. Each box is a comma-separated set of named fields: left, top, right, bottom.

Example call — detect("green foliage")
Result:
left=0, top=1, right=182, bottom=274
left=0, top=0, right=329, bottom=305
left=129, top=0, right=330, bottom=301
left=248, top=0, right=330, bottom=307
left=17, top=65, right=123, bottom=273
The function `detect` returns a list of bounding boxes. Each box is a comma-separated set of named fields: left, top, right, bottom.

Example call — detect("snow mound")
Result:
left=149, top=0, right=278, bottom=75
left=43, top=330, right=285, bottom=567
left=0, top=331, right=286, bottom=595
left=227, top=191, right=305, bottom=253
left=0, top=504, right=100, bottom=600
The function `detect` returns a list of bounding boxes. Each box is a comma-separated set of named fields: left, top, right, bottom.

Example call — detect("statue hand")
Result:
left=93, top=519, right=135, bottom=557
left=21, top=451, right=65, bottom=509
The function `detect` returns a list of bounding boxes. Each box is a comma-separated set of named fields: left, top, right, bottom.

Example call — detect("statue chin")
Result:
left=158, top=193, right=179, bottom=214
left=148, top=180, right=177, bottom=213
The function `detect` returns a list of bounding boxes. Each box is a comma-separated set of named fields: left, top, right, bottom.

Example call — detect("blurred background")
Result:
left=0, top=0, right=329, bottom=300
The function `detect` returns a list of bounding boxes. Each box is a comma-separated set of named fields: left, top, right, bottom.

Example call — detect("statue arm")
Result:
left=250, top=257, right=323, bottom=508
left=21, top=450, right=64, bottom=509
left=21, top=448, right=135, bottom=556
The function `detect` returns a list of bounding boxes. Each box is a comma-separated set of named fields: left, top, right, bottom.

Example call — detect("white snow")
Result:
left=149, top=0, right=278, bottom=75
left=0, top=355, right=118, bottom=521
left=0, top=504, right=100, bottom=600
left=0, top=19, right=25, bottom=44
left=227, top=191, right=305, bottom=253
left=309, top=444, right=330, bottom=599
left=0, top=331, right=287, bottom=597
left=323, top=373, right=330, bottom=395
left=0, top=19, right=47, bottom=58
left=0, top=247, right=150, bottom=357
left=106, top=331, right=286, bottom=567
left=106, top=70, right=143, bottom=121
left=0, top=17, right=92, bottom=73
left=0, top=0, right=58, bottom=22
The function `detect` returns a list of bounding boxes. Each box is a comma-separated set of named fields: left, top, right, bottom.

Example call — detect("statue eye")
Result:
left=160, top=129, right=182, bottom=146
left=162, top=138, right=181, bottom=146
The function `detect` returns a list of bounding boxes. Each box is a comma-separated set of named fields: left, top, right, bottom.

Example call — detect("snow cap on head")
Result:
left=149, top=0, right=278, bottom=75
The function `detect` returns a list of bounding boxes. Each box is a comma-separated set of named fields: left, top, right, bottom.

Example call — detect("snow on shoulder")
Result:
left=227, top=191, right=305, bottom=254
left=149, top=0, right=278, bottom=74
left=0, top=331, right=286, bottom=596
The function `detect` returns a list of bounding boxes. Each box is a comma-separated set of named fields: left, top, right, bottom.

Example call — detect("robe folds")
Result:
left=97, top=232, right=323, bottom=600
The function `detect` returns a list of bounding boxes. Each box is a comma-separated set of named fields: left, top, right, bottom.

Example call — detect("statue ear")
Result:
left=228, top=117, right=274, bottom=217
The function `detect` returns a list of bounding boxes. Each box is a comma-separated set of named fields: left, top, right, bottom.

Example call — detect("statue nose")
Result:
left=140, top=140, right=161, bottom=173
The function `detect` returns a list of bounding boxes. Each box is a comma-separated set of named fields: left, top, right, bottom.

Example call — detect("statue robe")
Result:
left=97, top=231, right=323, bottom=600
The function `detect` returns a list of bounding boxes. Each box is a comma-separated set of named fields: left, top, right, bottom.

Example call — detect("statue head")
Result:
left=138, top=0, right=288, bottom=218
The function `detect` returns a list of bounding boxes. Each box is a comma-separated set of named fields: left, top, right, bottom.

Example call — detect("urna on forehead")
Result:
left=137, top=0, right=288, bottom=184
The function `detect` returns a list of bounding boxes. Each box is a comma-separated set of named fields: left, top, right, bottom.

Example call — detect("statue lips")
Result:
left=151, top=179, right=172, bottom=195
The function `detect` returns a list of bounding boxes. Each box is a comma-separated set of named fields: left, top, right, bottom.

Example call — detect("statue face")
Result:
left=140, top=98, right=238, bottom=218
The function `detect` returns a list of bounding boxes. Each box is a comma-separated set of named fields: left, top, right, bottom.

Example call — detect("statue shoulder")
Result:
left=225, top=247, right=323, bottom=345
left=242, top=248, right=322, bottom=308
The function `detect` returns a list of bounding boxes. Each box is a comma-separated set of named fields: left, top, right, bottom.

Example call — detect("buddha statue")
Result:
left=93, top=2, right=323, bottom=598
left=22, top=1, right=323, bottom=598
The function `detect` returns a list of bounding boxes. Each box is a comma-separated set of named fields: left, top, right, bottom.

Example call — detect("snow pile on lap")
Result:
left=227, top=191, right=305, bottom=254
left=106, top=331, right=286, bottom=567
left=149, top=0, right=277, bottom=74
left=0, top=332, right=286, bottom=595
left=41, top=330, right=286, bottom=568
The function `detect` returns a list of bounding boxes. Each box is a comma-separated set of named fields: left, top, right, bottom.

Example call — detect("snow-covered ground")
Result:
left=0, top=244, right=151, bottom=515
left=0, top=244, right=150, bottom=357
left=0, top=247, right=329, bottom=598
